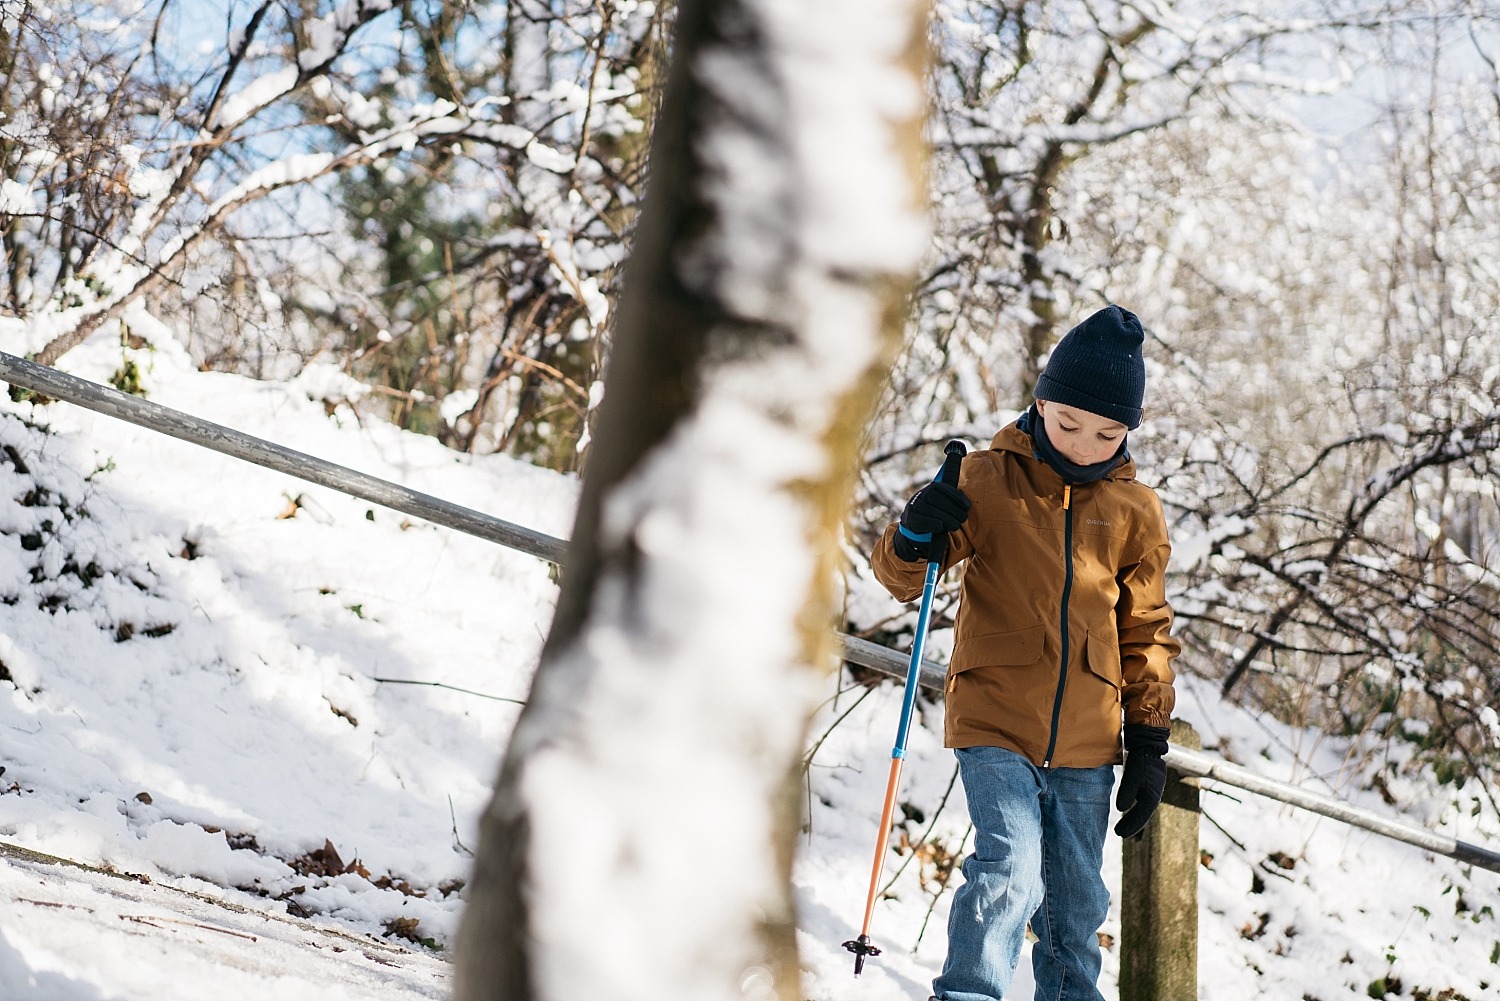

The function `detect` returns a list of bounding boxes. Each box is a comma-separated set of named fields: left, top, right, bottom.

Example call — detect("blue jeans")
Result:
left=933, top=746, right=1114, bottom=1001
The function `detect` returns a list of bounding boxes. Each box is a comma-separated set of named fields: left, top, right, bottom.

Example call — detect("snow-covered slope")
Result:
left=0, top=339, right=1496, bottom=1000
left=0, top=337, right=570, bottom=991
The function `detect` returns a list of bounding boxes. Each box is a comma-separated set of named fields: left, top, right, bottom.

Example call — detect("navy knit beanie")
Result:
left=1033, top=305, right=1146, bottom=429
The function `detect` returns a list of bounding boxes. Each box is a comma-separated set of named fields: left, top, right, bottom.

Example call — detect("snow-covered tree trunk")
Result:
left=452, top=1, right=929, bottom=999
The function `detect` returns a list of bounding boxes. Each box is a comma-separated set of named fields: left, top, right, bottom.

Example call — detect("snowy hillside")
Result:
left=0, top=339, right=1497, bottom=1000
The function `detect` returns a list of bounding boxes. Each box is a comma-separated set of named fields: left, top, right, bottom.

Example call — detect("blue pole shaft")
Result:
left=891, top=559, right=942, bottom=757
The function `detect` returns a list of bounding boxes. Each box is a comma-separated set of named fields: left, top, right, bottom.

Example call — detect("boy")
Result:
left=872, top=304, right=1179, bottom=1001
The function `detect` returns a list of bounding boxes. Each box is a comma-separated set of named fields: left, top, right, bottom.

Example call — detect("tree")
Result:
left=1144, top=21, right=1500, bottom=796
left=282, top=0, right=673, bottom=464
left=452, top=0, right=930, bottom=997
left=0, top=0, right=666, bottom=470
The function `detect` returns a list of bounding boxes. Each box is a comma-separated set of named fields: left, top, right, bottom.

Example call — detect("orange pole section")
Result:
left=858, top=756, right=906, bottom=937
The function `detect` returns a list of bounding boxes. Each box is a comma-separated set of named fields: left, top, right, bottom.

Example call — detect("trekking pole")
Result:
left=844, top=438, right=967, bottom=977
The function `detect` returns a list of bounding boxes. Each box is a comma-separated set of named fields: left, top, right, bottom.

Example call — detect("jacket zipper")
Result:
left=1043, top=484, right=1073, bottom=767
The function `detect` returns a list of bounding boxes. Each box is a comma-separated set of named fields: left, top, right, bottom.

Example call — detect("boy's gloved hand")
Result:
left=1114, top=723, right=1171, bottom=839
left=894, top=481, right=971, bottom=562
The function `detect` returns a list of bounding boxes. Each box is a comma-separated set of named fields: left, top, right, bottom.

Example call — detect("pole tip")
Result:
left=842, top=935, right=881, bottom=977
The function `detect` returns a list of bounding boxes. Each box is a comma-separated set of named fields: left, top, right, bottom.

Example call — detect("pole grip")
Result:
left=927, top=439, right=967, bottom=565
left=937, top=438, right=967, bottom=486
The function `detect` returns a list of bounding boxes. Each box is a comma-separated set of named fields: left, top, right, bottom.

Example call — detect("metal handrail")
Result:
left=1, top=349, right=1494, bottom=876
left=1164, top=744, right=1500, bottom=873
left=0, top=351, right=568, bottom=564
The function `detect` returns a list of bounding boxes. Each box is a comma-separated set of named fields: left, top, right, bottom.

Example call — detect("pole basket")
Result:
left=842, top=934, right=882, bottom=976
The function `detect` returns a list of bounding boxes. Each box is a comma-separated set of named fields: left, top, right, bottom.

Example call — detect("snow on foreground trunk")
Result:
left=453, top=2, right=929, bottom=1000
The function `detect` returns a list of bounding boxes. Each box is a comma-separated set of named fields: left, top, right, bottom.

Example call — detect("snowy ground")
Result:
left=0, top=337, right=1497, bottom=999
left=0, top=839, right=450, bottom=1001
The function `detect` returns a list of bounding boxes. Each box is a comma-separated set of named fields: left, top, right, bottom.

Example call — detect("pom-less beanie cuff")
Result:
left=1033, top=304, right=1147, bottom=430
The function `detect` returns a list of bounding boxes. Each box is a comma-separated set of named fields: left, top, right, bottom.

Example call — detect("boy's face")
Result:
left=1035, top=400, right=1127, bottom=466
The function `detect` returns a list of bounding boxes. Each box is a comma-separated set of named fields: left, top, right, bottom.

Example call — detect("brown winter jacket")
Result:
left=872, top=420, right=1178, bottom=768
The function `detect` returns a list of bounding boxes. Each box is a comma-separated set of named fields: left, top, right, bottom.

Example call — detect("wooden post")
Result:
left=1120, top=719, right=1200, bottom=1001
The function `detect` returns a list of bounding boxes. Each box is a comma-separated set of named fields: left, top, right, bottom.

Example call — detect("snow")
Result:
left=0, top=326, right=1494, bottom=1001
left=0, top=842, right=450, bottom=1000
left=523, top=141, right=577, bottom=174
left=217, top=67, right=299, bottom=129
left=1482, top=706, right=1500, bottom=749
left=0, top=337, right=567, bottom=997
left=299, top=0, right=397, bottom=73
left=0, top=179, right=35, bottom=215
left=3, top=0, right=1500, bottom=980
left=1169, top=515, right=1253, bottom=573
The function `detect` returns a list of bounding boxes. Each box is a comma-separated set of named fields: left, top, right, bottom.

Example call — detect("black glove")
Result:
left=1114, top=723, right=1171, bottom=839
left=893, top=480, right=971, bottom=562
